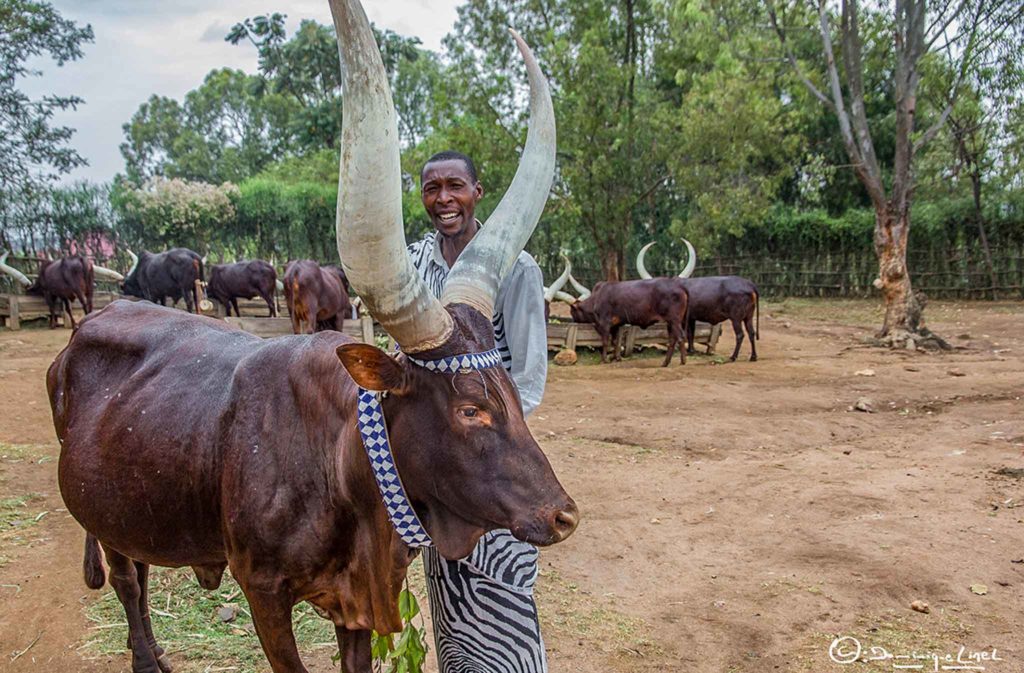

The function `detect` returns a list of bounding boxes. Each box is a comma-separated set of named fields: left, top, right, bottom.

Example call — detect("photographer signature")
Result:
left=830, top=636, right=1003, bottom=671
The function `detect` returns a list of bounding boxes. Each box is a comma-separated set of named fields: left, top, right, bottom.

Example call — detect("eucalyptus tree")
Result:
left=767, top=0, right=1024, bottom=346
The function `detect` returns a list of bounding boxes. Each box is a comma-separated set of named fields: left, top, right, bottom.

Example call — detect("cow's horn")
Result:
left=543, top=254, right=571, bottom=302
left=0, top=251, right=32, bottom=287
left=440, top=28, right=556, bottom=318
left=636, top=242, right=655, bottom=280
left=329, top=0, right=452, bottom=352
left=679, top=238, right=696, bottom=278
left=567, top=272, right=590, bottom=300
left=92, top=265, right=124, bottom=282
left=553, top=290, right=577, bottom=304
left=275, top=278, right=284, bottom=292
left=125, top=250, right=140, bottom=278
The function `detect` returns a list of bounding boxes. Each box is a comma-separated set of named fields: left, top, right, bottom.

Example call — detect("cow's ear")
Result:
left=336, top=343, right=406, bottom=392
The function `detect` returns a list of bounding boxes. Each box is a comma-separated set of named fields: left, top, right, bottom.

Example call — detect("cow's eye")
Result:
left=458, top=406, right=478, bottom=418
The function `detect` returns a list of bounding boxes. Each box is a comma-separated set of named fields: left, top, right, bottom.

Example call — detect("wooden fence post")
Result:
left=565, top=323, right=578, bottom=351
left=360, top=315, right=375, bottom=344
left=9, top=296, right=20, bottom=331
left=623, top=326, right=637, bottom=357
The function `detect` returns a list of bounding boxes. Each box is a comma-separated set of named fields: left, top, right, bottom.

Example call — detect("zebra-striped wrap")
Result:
left=356, top=348, right=503, bottom=547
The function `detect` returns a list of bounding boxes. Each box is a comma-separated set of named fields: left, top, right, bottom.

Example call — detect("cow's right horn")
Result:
left=543, top=255, right=571, bottom=303
left=92, top=265, right=125, bottom=282
left=567, top=272, right=591, bottom=300
left=329, top=0, right=452, bottom=352
left=0, top=251, right=32, bottom=287
left=440, top=29, right=556, bottom=318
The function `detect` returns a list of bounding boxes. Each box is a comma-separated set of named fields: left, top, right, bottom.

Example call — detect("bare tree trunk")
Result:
left=873, top=204, right=913, bottom=338
left=970, top=171, right=997, bottom=299
left=602, top=248, right=622, bottom=282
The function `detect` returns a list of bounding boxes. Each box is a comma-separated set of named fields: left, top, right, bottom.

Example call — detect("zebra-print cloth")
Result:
left=408, top=231, right=547, bottom=673
left=424, top=533, right=544, bottom=673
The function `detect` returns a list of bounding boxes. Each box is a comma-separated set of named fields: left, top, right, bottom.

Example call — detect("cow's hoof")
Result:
left=749, top=356, right=757, bottom=362
left=156, top=653, right=173, bottom=673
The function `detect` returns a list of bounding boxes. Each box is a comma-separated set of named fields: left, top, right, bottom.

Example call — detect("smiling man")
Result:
left=407, top=150, right=550, bottom=672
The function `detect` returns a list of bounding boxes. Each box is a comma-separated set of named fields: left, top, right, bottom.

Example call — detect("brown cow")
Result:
left=569, top=278, right=690, bottom=366
left=207, top=260, right=279, bottom=317
left=682, top=276, right=760, bottom=361
left=48, top=6, right=573, bottom=673
left=283, top=260, right=351, bottom=334
left=1, top=252, right=93, bottom=329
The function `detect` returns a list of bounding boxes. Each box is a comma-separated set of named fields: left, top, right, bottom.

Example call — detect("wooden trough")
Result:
left=546, top=320, right=722, bottom=355
left=0, top=292, right=125, bottom=330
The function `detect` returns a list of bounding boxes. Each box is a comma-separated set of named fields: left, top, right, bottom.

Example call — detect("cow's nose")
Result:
left=550, top=502, right=579, bottom=542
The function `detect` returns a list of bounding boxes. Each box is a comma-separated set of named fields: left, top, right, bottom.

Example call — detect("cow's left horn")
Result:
left=0, top=251, right=32, bottom=287
left=636, top=242, right=655, bottom=280
left=92, top=265, right=124, bottom=282
left=440, top=29, right=556, bottom=317
left=679, top=238, right=696, bottom=278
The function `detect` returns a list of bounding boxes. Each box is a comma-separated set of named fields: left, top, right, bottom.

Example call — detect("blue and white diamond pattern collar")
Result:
left=356, top=347, right=502, bottom=548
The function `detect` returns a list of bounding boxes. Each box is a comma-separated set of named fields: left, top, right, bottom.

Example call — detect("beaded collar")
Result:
left=356, top=347, right=503, bottom=548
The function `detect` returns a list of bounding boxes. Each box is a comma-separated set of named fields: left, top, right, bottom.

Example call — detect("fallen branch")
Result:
left=10, top=631, right=42, bottom=662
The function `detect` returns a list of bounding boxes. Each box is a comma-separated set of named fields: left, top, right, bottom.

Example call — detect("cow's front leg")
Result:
left=336, top=626, right=372, bottom=673
left=239, top=581, right=308, bottom=672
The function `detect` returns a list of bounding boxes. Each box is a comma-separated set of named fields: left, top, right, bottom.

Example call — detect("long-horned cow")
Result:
left=283, top=259, right=351, bottom=334
left=48, top=5, right=576, bottom=673
left=637, top=242, right=760, bottom=361
left=206, top=260, right=279, bottom=317
left=1, top=251, right=122, bottom=329
left=121, top=247, right=204, bottom=313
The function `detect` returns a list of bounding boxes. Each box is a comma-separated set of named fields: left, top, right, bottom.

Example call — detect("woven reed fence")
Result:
left=542, top=244, right=1024, bottom=300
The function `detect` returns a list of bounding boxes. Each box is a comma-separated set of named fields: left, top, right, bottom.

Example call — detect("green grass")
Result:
left=0, top=441, right=51, bottom=462
left=84, top=567, right=337, bottom=672
left=83, top=558, right=432, bottom=673
left=0, top=492, right=46, bottom=537
left=538, top=568, right=661, bottom=659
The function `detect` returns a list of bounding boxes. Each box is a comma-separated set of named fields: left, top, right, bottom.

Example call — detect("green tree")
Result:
left=438, top=0, right=674, bottom=282
left=0, top=0, right=93, bottom=247
left=120, top=69, right=298, bottom=184
left=226, top=14, right=437, bottom=150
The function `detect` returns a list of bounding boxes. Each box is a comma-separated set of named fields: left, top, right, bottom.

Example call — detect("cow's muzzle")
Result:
left=512, top=500, right=579, bottom=547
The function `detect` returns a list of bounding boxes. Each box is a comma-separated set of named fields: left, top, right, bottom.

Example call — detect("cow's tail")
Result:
left=754, top=290, right=760, bottom=340
left=83, top=533, right=106, bottom=589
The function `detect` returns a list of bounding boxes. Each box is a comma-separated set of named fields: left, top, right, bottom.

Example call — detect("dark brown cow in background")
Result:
left=1, top=251, right=121, bottom=330
left=207, top=260, right=278, bottom=317
left=682, top=276, right=760, bottom=361
left=569, top=278, right=690, bottom=366
left=636, top=241, right=760, bottom=362
left=122, top=248, right=204, bottom=313
left=47, top=6, right=573, bottom=672
left=283, top=259, right=351, bottom=334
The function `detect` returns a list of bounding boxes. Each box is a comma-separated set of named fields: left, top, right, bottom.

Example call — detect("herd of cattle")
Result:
left=1, top=240, right=760, bottom=363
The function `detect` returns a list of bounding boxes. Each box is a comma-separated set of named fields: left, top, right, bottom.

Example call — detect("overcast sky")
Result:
left=22, top=1, right=462, bottom=185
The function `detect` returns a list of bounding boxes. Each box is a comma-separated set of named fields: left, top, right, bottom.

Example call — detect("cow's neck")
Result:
left=325, top=412, right=412, bottom=634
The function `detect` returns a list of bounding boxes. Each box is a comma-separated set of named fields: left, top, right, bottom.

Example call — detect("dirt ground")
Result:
left=1, top=299, right=1022, bottom=673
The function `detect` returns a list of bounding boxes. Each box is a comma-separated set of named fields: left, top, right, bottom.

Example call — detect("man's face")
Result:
left=421, top=159, right=483, bottom=238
